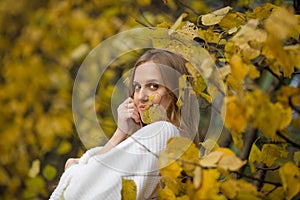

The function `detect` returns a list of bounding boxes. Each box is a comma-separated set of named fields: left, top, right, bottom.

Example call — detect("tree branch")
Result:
left=237, top=128, right=258, bottom=178
left=276, top=131, right=300, bottom=149
left=232, top=170, right=282, bottom=187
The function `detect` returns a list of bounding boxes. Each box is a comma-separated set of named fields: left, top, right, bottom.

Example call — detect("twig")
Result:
left=232, top=171, right=282, bottom=187
left=256, top=165, right=280, bottom=171
left=253, top=162, right=267, bottom=190
left=289, top=96, right=300, bottom=114
left=237, top=128, right=258, bottom=178
left=175, top=0, right=201, bottom=15
left=276, top=131, right=300, bottom=149
left=134, top=18, right=155, bottom=29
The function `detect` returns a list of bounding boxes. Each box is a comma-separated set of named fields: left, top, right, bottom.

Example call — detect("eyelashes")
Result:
left=133, top=83, right=160, bottom=91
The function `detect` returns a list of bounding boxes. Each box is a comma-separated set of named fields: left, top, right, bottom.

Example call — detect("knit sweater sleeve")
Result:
left=49, top=121, right=180, bottom=200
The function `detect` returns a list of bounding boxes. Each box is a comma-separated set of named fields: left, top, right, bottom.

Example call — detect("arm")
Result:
left=65, top=97, right=140, bottom=170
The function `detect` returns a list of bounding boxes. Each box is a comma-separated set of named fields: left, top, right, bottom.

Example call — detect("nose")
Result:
left=137, top=87, right=149, bottom=101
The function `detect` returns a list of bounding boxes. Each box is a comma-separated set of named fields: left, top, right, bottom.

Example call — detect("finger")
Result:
left=126, top=107, right=140, bottom=121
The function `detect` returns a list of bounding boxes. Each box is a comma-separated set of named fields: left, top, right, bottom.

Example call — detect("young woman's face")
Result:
left=133, top=61, right=172, bottom=122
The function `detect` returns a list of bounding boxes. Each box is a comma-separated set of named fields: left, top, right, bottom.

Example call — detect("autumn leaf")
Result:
left=158, top=188, right=176, bottom=200
left=219, top=12, right=246, bottom=31
left=246, top=3, right=278, bottom=21
left=201, top=6, right=232, bottom=26
left=194, top=168, right=224, bottom=200
left=220, top=179, right=261, bottom=199
left=279, top=162, right=300, bottom=200
left=260, top=144, right=288, bottom=167
left=159, top=161, right=183, bottom=179
left=223, top=95, right=248, bottom=134
left=264, top=7, right=298, bottom=40
left=121, top=178, right=137, bottom=200
left=200, top=151, right=223, bottom=168
left=218, top=155, right=247, bottom=171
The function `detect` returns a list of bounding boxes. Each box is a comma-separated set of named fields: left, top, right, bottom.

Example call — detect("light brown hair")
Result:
left=129, top=49, right=200, bottom=144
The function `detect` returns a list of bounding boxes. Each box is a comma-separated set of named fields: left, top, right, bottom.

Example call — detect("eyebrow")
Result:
left=133, top=79, right=162, bottom=84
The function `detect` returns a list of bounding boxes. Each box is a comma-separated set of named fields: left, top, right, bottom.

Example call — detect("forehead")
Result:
left=133, top=61, right=163, bottom=83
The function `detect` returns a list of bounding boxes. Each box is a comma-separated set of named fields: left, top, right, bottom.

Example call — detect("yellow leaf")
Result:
left=180, top=141, right=200, bottom=177
left=28, top=159, right=40, bottom=178
left=249, top=143, right=261, bottom=164
left=294, top=151, right=300, bottom=166
left=160, top=160, right=183, bottom=179
left=194, top=169, right=222, bottom=199
left=279, top=162, right=300, bottom=200
left=231, top=19, right=267, bottom=60
left=220, top=179, right=260, bottom=199
left=219, top=12, right=246, bottom=30
left=223, top=95, right=248, bottom=133
left=159, top=137, right=195, bottom=178
left=141, top=105, right=164, bottom=124
left=169, top=12, right=189, bottom=34
left=218, top=155, right=247, bottom=171
left=199, top=92, right=211, bottom=103
left=177, top=21, right=199, bottom=40
left=200, top=28, right=226, bottom=44
left=220, top=179, right=238, bottom=199
left=265, top=7, right=298, bottom=40
left=57, top=141, right=72, bottom=155
left=200, top=151, right=223, bottom=167
left=260, top=144, right=288, bottom=167
left=193, top=166, right=202, bottom=189
left=200, top=138, right=219, bottom=153
left=248, top=64, right=260, bottom=79
left=261, top=184, right=284, bottom=200
left=247, top=3, right=278, bottom=20
left=224, top=41, right=240, bottom=62
left=230, top=54, right=248, bottom=82
left=121, top=178, right=137, bottom=200
left=42, top=164, right=57, bottom=181
left=136, top=0, right=151, bottom=6
left=226, top=74, right=244, bottom=92
left=158, top=188, right=176, bottom=200
left=201, top=6, right=232, bottom=26
left=176, top=75, right=188, bottom=108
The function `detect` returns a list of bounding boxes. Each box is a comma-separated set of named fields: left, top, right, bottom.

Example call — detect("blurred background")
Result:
left=0, top=0, right=295, bottom=199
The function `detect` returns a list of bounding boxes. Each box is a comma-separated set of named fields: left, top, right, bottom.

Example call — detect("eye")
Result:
left=148, top=83, right=159, bottom=90
left=133, top=83, right=141, bottom=91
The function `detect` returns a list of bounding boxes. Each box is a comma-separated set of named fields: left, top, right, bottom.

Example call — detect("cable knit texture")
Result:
left=49, top=121, right=181, bottom=200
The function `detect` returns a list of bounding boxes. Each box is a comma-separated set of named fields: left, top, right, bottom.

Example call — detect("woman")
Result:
left=50, top=49, right=199, bottom=200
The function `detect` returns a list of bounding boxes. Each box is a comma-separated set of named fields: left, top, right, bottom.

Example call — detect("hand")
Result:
left=117, top=97, right=140, bottom=134
left=64, top=158, right=79, bottom=170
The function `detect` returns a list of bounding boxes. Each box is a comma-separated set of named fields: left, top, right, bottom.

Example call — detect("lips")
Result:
left=138, top=104, right=149, bottom=112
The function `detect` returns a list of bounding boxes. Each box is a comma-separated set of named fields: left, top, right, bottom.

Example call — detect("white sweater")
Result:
left=49, top=121, right=181, bottom=200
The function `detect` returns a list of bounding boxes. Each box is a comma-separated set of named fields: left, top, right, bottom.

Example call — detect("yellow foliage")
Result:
left=201, top=6, right=232, bottom=26
left=279, top=162, right=300, bottom=200
left=220, top=179, right=261, bottom=199
left=230, top=54, right=249, bottom=82
left=260, top=144, right=289, bottom=167
left=223, top=95, right=248, bottom=134
left=219, top=12, right=246, bottom=30
left=265, top=7, right=298, bottom=40
left=294, top=151, right=300, bottom=166
left=158, top=188, right=176, bottom=200
left=194, top=169, right=224, bottom=200
left=121, top=178, right=137, bottom=200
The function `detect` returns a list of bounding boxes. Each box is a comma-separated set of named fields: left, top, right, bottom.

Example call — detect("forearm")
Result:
left=95, top=128, right=128, bottom=154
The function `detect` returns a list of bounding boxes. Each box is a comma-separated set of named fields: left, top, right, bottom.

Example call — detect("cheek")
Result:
left=159, top=95, right=172, bottom=109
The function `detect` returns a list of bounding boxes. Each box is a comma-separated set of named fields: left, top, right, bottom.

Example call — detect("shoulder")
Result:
left=123, top=121, right=180, bottom=156
left=133, top=121, right=180, bottom=139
